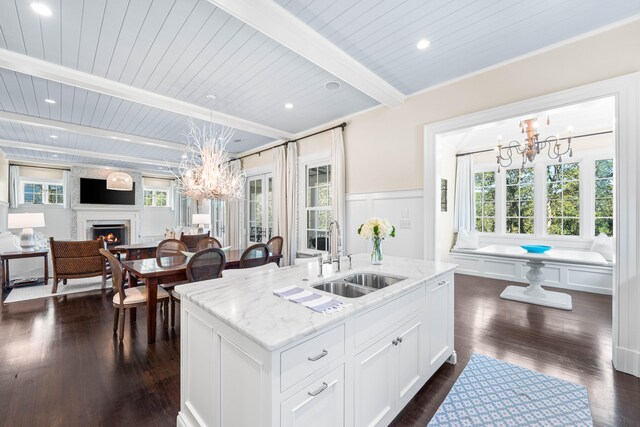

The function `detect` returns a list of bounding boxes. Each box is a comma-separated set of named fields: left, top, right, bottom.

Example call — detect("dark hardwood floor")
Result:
left=1, top=274, right=638, bottom=427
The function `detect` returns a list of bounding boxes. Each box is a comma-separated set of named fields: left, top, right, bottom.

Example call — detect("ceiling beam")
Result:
left=4, top=155, right=175, bottom=176
left=207, top=0, right=406, bottom=108
left=0, top=48, right=294, bottom=140
left=0, top=111, right=185, bottom=151
left=0, top=138, right=179, bottom=169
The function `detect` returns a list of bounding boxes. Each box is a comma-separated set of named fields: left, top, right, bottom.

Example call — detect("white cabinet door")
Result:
left=354, top=337, right=396, bottom=427
left=395, top=314, right=425, bottom=409
left=281, top=365, right=345, bottom=427
left=427, top=277, right=454, bottom=372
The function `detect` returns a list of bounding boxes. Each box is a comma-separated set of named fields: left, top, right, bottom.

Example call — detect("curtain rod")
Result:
left=455, top=130, right=613, bottom=157
left=9, top=162, right=71, bottom=172
left=234, top=122, right=346, bottom=161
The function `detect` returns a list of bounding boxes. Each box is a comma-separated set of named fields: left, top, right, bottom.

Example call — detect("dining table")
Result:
left=121, top=249, right=283, bottom=344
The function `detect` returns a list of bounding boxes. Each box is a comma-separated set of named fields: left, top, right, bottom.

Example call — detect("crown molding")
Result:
left=207, top=0, right=405, bottom=108
left=0, top=48, right=294, bottom=140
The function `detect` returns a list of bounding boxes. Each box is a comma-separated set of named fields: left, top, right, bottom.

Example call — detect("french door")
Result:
left=210, top=198, right=225, bottom=242
left=246, top=174, right=273, bottom=244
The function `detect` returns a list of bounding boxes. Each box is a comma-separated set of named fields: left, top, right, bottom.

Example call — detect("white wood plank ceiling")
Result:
left=0, top=0, right=637, bottom=171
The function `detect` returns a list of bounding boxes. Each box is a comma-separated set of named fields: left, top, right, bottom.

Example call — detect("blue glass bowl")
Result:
left=521, top=245, right=552, bottom=253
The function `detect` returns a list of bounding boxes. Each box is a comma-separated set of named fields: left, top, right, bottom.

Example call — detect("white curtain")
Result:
left=272, top=146, right=289, bottom=263
left=285, top=142, right=298, bottom=265
left=224, top=160, right=243, bottom=249
left=330, top=128, right=346, bottom=255
left=453, top=154, right=475, bottom=232
left=9, top=165, right=19, bottom=208
left=62, top=170, right=71, bottom=209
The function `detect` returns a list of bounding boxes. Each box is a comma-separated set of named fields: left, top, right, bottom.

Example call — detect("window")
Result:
left=246, top=174, right=272, bottom=243
left=21, top=182, right=64, bottom=205
left=505, top=168, right=534, bottom=234
left=546, top=162, right=580, bottom=236
left=594, top=159, right=614, bottom=236
left=211, top=199, right=225, bottom=240
left=143, top=190, right=168, bottom=207
left=305, top=164, right=332, bottom=250
left=474, top=171, right=495, bottom=232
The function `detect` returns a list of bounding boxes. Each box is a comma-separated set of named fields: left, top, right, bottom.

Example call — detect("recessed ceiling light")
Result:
left=324, top=81, right=341, bottom=90
left=284, top=103, right=293, bottom=109
left=206, top=94, right=217, bottom=100
left=158, top=166, right=164, bottom=170
left=181, top=154, right=187, bottom=159
left=49, top=134, right=58, bottom=139
left=31, top=2, right=52, bottom=16
left=51, top=154, right=58, bottom=158
left=44, top=98, right=56, bottom=104
left=416, top=39, right=430, bottom=50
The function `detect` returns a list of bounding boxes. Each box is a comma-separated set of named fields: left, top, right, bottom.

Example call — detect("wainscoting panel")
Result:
left=346, top=190, right=423, bottom=259
left=450, top=252, right=612, bottom=295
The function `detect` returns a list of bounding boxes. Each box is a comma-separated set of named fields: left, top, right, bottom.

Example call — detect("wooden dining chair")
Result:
left=196, top=236, right=222, bottom=251
left=156, top=239, right=189, bottom=297
left=266, top=236, right=283, bottom=256
left=179, top=232, right=210, bottom=252
left=100, top=249, right=170, bottom=342
left=170, top=248, right=226, bottom=328
left=239, top=243, right=270, bottom=268
left=156, top=238, right=189, bottom=258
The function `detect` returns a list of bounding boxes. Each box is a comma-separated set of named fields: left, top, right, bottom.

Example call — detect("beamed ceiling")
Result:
left=0, top=0, right=638, bottom=173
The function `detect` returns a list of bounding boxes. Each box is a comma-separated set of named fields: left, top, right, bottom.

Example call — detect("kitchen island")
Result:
left=175, top=254, right=457, bottom=427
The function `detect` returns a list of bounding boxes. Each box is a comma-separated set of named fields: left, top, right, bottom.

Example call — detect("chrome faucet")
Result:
left=326, top=220, right=343, bottom=272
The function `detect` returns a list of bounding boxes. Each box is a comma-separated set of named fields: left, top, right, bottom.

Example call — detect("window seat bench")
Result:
left=450, top=244, right=613, bottom=295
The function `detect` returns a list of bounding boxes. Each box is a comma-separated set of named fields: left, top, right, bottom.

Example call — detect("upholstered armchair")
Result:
left=49, top=237, right=107, bottom=294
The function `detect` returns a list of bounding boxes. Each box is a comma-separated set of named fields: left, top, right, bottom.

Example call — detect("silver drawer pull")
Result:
left=397, top=337, right=403, bottom=343
left=307, top=382, right=328, bottom=396
left=307, top=349, right=328, bottom=361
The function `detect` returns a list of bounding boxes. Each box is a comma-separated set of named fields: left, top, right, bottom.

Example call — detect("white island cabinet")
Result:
left=176, top=255, right=456, bottom=427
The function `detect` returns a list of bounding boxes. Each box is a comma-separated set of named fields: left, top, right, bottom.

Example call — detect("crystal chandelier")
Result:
left=495, top=117, right=573, bottom=172
left=175, top=120, right=245, bottom=201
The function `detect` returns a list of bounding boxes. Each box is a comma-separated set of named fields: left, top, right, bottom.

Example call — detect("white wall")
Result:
left=346, top=190, right=423, bottom=259
left=436, top=145, right=456, bottom=261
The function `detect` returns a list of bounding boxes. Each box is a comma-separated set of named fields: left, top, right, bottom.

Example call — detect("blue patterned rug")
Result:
left=429, top=353, right=592, bottom=426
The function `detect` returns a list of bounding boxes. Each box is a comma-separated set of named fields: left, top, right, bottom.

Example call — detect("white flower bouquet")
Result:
left=358, top=218, right=396, bottom=264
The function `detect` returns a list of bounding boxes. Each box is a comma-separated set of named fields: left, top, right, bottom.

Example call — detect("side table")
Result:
left=1, top=250, right=49, bottom=290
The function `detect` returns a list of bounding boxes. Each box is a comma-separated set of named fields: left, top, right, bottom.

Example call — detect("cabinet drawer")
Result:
left=281, top=324, right=345, bottom=392
left=281, top=365, right=344, bottom=427
left=354, top=286, right=424, bottom=348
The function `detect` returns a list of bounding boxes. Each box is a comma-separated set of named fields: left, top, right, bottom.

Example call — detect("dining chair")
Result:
left=157, top=238, right=189, bottom=258
left=100, top=249, right=170, bottom=342
left=239, top=243, right=270, bottom=268
left=196, top=236, right=223, bottom=251
left=221, top=262, right=278, bottom=278
left=179, top=232, right=210, bottom=252
left=170, top=248, right=226, bottom=328
left=156, top=239, right=189, bottom=297
left=266, top=236, right=283, bottom=256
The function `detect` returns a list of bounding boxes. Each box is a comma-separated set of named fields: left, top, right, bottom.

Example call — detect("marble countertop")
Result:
left=453, top=244, right=611, bottom=266
left=176, top=254, right=457, bottom=351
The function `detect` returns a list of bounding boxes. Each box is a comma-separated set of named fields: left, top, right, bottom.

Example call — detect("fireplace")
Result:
left=91, top=224, right=128, bottom=247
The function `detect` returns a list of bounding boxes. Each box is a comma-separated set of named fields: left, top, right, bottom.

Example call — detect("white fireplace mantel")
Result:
left=75, top=209, right=142, bottom=244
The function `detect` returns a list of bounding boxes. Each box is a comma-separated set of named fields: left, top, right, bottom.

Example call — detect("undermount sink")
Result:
left=312, top=273, right=407, bottom=298
left=342, top=273, right=404, bottom=289
left=312, top=281, right=373, bottom=298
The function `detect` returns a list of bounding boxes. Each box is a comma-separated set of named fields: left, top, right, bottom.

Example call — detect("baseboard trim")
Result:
left=615, top=346, right=640, bottom=377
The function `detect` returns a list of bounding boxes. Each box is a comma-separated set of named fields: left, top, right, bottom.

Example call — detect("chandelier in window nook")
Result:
left=174, top=120, right=246, bottom=201
left=495, top=116, right=573, bottom=173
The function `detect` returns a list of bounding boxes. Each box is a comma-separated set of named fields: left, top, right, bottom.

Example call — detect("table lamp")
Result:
left=8, top=212, right=46, bottom=251
left=192, top=213, right=210, bottom=234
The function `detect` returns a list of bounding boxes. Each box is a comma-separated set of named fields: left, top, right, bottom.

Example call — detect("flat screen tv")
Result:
left=80, top=178, right=136, bottom=205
